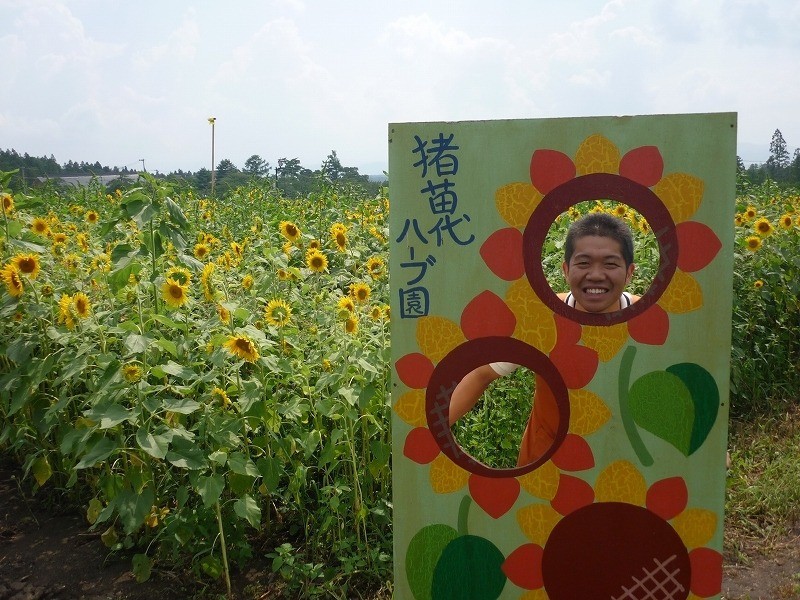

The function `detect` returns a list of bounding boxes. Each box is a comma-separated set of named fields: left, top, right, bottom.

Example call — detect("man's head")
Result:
left=561, top=212, right=636, bottom=313
left=564, top=212, right=634, bottom=267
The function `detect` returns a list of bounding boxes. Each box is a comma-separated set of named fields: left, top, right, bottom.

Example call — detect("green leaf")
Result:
left=85, top=403, right=132, bottom=429
left=199, top=554, right=223, bottom=579
left=6, top=338, right=37, bottom=364
left=162, top=397, right=201, bottom=414
left=234, top=494, right=261, bottom=528
left=87, top=498, right=103, bottom=525
left=124, top=333, right=152, bottom=354
left=151, top=313, right=183, bottom=330
left=54, top=354, right=88, bottom=385
left=31, top=455, right=52, bottom=486
left=154, top=338, right=178, bottom=357
left=257, top=456, right=283, bottom=492
left=7, top=238, right=47, bottom=253
left=75, top=437, right=118, bottom=469
left=166, top=443, right=207, bottom=470
left=157, top=360, right=196, bottom=380
left=164, top=197, right=189, bottom=228
left=228, top=452, right=260, bottom=477
left=135, top=428, right=170, bottom=459
left=666, top=363, right=720, bottom=454
left=132, top=553, right=152, bottom=583
left=195, top=474, right=225, bottom=508
left=116, top=487, right=154, bottom=534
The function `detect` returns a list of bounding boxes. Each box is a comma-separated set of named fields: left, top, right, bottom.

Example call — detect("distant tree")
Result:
left=790, top=148, right=800, bottom=185
left=736, top=155, right=745, bottom=173
left=215, top=159, right=239, bottom=180
left=277, top=157, right=302, bottom=179
left=243, top=155, right=269, bottom=177
left=766, top=129, right=790, bottom=180
left=195, top=168, right=212, bottom=194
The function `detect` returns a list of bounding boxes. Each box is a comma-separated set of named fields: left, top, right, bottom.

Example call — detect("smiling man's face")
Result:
left=562, top=235, right=635, bottom=313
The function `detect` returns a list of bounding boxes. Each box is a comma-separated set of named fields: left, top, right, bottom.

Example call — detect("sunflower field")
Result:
left=1, top=167, right=799, bottom=596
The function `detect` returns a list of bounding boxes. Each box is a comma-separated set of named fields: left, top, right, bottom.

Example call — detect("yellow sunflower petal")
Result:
left=518, top=460, right=560, bottom=500
left=594, top=460, right=647, bottom=505
left=658, top=269, right=703, bottom=313
left=516, top=503, right=562, bottom=545
left=505, top=279, right=557, bottom=353
left=416, top=316, right=466, bottom=363
left=568, top=389, right=612, bottom=436
left=652, top=172, right=704, bottom=222
left=428, top=454, right=470, bottom=494
left=520, top=590, right=548, bottom=599
left=393, top=389, right=427, bottom=427
left=671, top=508, right=717, bottom=549
left=495, top=182, right=543, bottom=228
left=574, top=134, right=620, bottom=175
left=580, top=323, right=629, bottom=362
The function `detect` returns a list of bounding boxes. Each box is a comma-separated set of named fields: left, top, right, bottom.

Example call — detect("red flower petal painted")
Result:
left=676, top=221, right=722, bottom=272
left=530, top=149, right=576, bottom=195
left=554, top=313, right=583, bottom=346
left=689, top=547, right=723, bottom=597
left=549, top=343, right=598, bottom=389
left=645, top=476, right=688, bottom=520
left=479, top=227, right=525, bottom=281
left=468, top=474, right=521, bottom=519
left=619, top=146, right=664, bottom=187
left=395, top=353, right=435, bottom=389
left=461, top=291, right=517, bottom=340
left=627, top=304, right=670, bottom=346
left=551, top=474, right=595, bottom=516
left=502, top=543, right=544, bottom=590
left=403, top=427, right=441, bottom=464
left=551, top=434, right=595, bottom=471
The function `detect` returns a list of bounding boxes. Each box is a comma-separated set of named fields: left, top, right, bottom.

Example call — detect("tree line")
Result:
left=0, top=149, right=383, bottom=197
left=738, top=129, right=800, bottom=187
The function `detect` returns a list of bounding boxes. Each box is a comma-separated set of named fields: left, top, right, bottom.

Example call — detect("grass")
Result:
left=725, top=403, right=800, bottom=560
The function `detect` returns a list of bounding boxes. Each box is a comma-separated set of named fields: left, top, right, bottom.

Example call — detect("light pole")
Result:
left=208, top=117, right=216, bottom=197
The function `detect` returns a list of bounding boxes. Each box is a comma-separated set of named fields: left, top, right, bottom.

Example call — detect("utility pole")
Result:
left=139, top=159, right=146, bottom=173
left=208, top=117, right=216, bottom=197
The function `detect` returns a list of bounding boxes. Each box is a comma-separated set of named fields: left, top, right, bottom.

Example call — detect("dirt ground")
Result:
left=1, top=464, right=798, bottom=600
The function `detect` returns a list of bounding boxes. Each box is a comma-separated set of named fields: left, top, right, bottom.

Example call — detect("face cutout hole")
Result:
left=542, top=200, right=660, bottom=304
left=449, top=365, right=559, bottom=470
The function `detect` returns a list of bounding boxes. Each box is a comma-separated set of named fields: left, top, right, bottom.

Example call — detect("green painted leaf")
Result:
left=628, top=371, right=694, bottom=455
left=406, top=524, right=459, bottom=600
left=667, top=362, right=720, bottom=454
left=431, top=535, right=507, bottom=600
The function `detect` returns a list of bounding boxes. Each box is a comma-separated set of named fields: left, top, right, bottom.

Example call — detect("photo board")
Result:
left=389, top=113, right=737, bottom=599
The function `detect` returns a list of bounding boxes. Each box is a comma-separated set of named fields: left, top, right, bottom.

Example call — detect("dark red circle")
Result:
left=542, top=502, right=691, bottom=599
left=425, top=337, right=569, bottom=478
left=523, top=173, right=678, bottom=326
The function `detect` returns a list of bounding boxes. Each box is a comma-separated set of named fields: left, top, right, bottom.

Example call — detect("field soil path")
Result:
left=1, top=462, right=798, bottom=599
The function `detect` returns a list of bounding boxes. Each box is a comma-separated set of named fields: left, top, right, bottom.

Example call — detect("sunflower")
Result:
left=745, top=235, right=762, bottom=251
left=280, top=221, right=301, bottom=242
left=734, top=214, right=744, bottom=226
left=53, top=232, right=68, bottom=245
left=231, top=241, right=244, bottom=259
left=308, top=239, right=321, bottom=251
left=753, top=217, right=774, bottom=236
left=350, top=282, right=371, bottom=304
left=58, top=294, right=75, bottom=329
left=11, top=253, right=41, bottom=279
left=277, top=268, right=292, bottom=280
left=216, top=304, right=231, bottom=325
left=122, top=363, right=142, bottom=383
left=242, top=274, right=254, bottom=290
left=63, top=254, right=80, bottom=272
left=1, top=264, right=24, bottom=297
left=73, top=292, right=91, bottom=318
left=1, top=193, right=14, bottom=214
left=40, top=284, right=53, bottom=297
left=85, top=210, right=99, bottom=224
left=211, top=387, right=231, bottom=407
left=31, top=217, right=50, bottom=237
left=322, top=358, right=332, bottom=372
left=193, top=242, right=211, bottom=260
left=307, top=250, right=328, bottom=272
left=165, top=266, right=191, bottom=286
left=754, top=280, right=764, bottom=289
left=91, top=253, right=111, bottom=273
left=744, top=205, right=757, bottom=220
left=282, top=241, right=295, bottom=256
left=345, top=316, right=359, bottom=334
left=382, top=305, right=390, bottom=320
left=161, top=278, right=189, bottom=309
left=224, top=335, right=260, bottom=362
left=613, top=204, right=628, bottom=218
left=366, top=256, right=385, bottom=279
left=334, top=230, right=347, bottom=252
left=264, top=298, right=292, bottom=327
left=779, top=213, right=794, bottom=229
left=330, top=222, right=347, bottom=236
left=370, top=305, right=383, bottom=320
left=201, top=263, right=216, bottom=301
left=338, top=296, right=355, bottom=313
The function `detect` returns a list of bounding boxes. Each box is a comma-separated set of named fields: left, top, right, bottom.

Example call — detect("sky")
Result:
left=2, top=0, right=799, bottom=176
